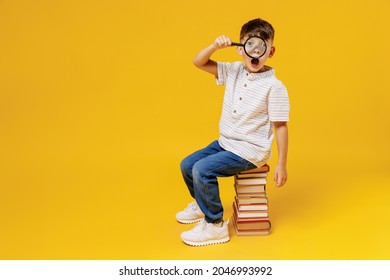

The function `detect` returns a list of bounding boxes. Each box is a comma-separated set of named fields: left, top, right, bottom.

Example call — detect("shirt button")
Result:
left=246, top=73, right=249, bottom=76
left=239, top=97, right=242, bottom=101
left=234, top=110, right=237, bottom=113
left=244, top=84, right=247, bottom=87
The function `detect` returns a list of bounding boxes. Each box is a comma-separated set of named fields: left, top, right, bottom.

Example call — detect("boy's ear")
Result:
left=236, top=46, right=244, bottom=56
left=268, top=46, right=276, bottom=58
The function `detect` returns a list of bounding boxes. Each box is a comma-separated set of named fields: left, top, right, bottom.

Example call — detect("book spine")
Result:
left=232, top=166, right=271, bottom=236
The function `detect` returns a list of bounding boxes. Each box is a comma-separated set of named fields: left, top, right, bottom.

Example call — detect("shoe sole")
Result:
left=182, top=236, right=230, bottom=247
left=176, top=217, right=204, bottom=224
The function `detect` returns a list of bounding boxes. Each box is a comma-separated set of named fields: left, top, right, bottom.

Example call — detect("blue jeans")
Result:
left=180, top=140, right=257, bottom=223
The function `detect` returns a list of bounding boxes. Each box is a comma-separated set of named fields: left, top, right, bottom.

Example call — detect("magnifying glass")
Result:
left=231, top=36, right=267, bottom=59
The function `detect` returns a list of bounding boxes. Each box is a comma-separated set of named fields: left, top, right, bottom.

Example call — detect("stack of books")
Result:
left=232, top=164, right=271, bottom=236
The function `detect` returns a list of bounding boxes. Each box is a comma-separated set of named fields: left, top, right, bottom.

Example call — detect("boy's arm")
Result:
left=193, top=35, right=232, bottom=76
left=273, top=121, right=288, bottom=187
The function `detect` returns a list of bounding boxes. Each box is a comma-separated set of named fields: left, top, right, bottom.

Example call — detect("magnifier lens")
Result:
left=244, top=37, right=267, bottom=59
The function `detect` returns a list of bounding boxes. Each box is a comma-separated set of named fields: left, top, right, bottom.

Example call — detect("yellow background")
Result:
left=1, top=0, right=389, bottom=259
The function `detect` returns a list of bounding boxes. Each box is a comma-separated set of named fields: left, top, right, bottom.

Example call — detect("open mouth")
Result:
left=251, top=58, right=259, bottom=66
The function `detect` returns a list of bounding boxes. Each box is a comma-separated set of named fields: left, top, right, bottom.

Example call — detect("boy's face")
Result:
left=237, top=34, right=275, bottom=73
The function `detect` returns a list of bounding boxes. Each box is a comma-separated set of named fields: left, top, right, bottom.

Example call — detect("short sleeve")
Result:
left=269, top=83, right=290, bottom=122
left=216, top=62, right=231, bottom=85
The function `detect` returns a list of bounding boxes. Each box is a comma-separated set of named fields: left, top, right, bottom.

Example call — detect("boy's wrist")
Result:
left=209, top=43, right=219, bottom=52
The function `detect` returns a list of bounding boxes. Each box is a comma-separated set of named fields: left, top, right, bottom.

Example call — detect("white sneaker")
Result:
left=180, top=220, right=230, bottom=246
left=176, top=201, right=205, bottom=224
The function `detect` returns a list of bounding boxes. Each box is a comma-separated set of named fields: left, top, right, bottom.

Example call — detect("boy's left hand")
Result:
left=274, top=164, right=287, bottom=187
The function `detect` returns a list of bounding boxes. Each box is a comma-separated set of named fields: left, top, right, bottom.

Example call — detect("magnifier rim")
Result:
left=243, top=36, right=267, bottom=59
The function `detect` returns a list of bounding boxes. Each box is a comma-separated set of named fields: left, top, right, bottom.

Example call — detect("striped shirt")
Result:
left=216, top=61, right=290, bottom=167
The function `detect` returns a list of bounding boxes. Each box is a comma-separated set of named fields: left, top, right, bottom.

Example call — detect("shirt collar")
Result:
left=240, top=63, right=274, bottom=80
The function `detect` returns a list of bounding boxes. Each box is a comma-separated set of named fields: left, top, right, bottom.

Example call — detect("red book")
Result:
left=239, top=164, right=270, bottom=174
left=232, top=215, right=271, bottom=236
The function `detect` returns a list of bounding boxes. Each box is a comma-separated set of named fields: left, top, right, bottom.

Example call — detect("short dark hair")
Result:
left=240, top=18, right=275, bottom=42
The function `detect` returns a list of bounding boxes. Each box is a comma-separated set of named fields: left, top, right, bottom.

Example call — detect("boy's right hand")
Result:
left=213, top=35, right=232, bottom=50
left=193, top=35, right=232, bottom=75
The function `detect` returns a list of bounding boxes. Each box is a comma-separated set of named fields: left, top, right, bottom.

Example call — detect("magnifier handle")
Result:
left=231, top=42, right=244, bottom=47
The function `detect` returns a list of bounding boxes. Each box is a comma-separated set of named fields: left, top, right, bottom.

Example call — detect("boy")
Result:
left=177, top=18, right=290, bottom=246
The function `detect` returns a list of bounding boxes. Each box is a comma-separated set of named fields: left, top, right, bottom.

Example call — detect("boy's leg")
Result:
left=180, top=145, right=256, bottom=246
left=180, top=140, right=222, bottom=198
left=177, top=140, right=223, bottom=223
left=192, top=149, right=256, bottom=223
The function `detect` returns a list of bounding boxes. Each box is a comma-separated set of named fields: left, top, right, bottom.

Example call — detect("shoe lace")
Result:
left=185, top=201, right=198, bottom=212
left=192, top=220, right=207, bottom=233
